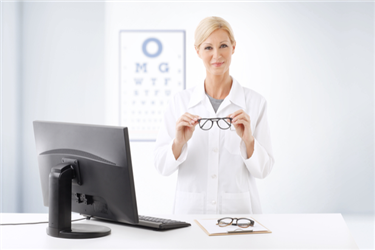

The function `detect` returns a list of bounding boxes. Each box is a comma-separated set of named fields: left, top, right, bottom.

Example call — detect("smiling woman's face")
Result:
left=196, top=29, right=236, bottom=77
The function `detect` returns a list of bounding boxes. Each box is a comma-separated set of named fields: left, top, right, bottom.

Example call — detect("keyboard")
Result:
left=136, top=215, right=191, bottom=230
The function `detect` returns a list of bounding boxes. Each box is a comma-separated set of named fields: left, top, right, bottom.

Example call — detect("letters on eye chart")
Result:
left=120, top=31, right=185, bottom=140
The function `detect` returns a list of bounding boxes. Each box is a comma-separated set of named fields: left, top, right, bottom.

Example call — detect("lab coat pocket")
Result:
left=220, top=192, right=252, bottom=214
left=174, top=191, right=204, bottom=214
left=224, top=130, right=241, bottom=155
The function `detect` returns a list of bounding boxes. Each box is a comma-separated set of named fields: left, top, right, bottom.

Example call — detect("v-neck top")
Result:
left=206, top=93, right=224, bottom=113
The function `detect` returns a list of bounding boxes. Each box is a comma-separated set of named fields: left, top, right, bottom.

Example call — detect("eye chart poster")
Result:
left=120, top=30, right=186, bottom=141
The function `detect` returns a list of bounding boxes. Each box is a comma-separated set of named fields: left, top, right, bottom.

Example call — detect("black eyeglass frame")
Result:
left=216, top=217, right=255, bottom=228
left=197, top=117, right=233, bottom=131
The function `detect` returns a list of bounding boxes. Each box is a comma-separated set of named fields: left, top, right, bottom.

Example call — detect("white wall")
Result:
left=106, top=2, right=374, bottom=215
left=1, top=1, right=374, bottom=215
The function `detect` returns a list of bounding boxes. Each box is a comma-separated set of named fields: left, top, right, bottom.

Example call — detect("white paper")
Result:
left=196, top=218, right=268, bottom=235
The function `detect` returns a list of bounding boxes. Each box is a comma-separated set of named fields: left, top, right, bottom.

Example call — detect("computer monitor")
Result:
left=33, top=121, right=139, bottom=239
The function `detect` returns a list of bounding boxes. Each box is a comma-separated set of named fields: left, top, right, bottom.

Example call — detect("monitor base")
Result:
left=47, top=223, right=111, bottom=239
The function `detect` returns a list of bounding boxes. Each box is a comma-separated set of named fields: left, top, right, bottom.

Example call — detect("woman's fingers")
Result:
left=229, top=111, right=247, bottom=124
left=232, top=114, right=249, bottom=124
left=180, top=113, right=200, bottom=125
left=228, top=109, right=244, bottom=119
left=176, top=113, right=201, bottom=132
left=179, top=116, right=198, bottom=126
left=232, top=118, right=247, bottom=125
left=176, top=121, right=193, bottom=129
left=183, top=112, right=200, bottom=121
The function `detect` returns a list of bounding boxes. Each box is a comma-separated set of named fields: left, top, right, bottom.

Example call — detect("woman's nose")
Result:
left=213, top=48, right=221, bottom=59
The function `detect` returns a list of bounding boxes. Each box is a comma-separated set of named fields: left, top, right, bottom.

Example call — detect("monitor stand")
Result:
left=47, top=161, right=111, bottom=239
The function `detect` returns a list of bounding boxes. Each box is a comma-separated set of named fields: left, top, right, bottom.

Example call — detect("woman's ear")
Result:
left=232, top=42, right=236, bottom=54
left=195, top=46, right=201, bottom=59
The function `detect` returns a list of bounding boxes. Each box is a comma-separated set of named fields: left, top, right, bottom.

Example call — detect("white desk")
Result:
left=0, top=213, right=358, bottom=249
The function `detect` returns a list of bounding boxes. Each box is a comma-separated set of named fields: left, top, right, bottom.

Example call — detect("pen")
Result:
left=228, top=229, right=253, bottom=233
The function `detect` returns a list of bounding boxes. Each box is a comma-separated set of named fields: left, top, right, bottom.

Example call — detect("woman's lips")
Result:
left=212, top=62, right=223, bottom=67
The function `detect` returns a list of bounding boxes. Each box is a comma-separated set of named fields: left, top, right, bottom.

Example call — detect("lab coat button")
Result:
left=213, top=147, right=218, bottom=153
left=212, top=200, right=216, bottom=205
left=211, top=174, right=216, bottom=179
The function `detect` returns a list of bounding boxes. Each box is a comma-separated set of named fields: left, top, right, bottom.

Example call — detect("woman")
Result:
left=154, top=16, right=274, bottom=214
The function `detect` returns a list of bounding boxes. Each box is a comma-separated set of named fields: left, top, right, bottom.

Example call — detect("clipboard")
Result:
left=194, top=217, right=272, bottom=236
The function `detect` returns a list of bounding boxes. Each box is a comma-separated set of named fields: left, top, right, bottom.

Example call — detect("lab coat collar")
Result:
left=187, top=79, right=206, bottom=109
left=187, top=76, right=246, bottom=110
left=226, top=76, right=246, bottom=110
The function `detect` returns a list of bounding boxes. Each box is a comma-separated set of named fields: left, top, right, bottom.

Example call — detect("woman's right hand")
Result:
left=172, top=112, right=200, bottom=159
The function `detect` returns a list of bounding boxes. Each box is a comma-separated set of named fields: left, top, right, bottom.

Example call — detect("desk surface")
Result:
left=0, top=213, right=358, bottom=249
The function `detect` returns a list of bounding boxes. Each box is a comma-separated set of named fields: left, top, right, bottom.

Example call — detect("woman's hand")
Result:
left=172, top=112, right=200, bottom=159
left=229, top=110, right=255, bottom=158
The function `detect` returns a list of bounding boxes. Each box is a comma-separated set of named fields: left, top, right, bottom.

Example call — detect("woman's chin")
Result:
left=208, top=69, right=228, bottom=76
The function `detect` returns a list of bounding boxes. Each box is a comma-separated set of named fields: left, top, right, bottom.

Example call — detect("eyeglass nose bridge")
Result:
left=230, top=218, right=240, bottom=225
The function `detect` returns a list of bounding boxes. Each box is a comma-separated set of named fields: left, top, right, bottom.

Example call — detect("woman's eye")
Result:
left=204, top=44, right=228, bottom=50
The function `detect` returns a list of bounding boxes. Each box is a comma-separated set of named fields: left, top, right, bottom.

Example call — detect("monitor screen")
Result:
left=33, top=121, right=139, bottom=238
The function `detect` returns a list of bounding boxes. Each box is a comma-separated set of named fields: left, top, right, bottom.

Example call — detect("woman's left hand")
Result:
left=229, top=109, right=254, bottom=145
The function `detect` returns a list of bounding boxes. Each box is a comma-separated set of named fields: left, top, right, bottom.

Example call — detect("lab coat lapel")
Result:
left=188, top=81, right=217, bottom=117
left=228, top=77, right=246, bottom=109
left=187, top=81, right=205, bottom=109
left=216, top=77, right=246, bottom=115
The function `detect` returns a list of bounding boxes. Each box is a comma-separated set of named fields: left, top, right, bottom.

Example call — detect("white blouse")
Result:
left=154, top=76, right=274, bottom=214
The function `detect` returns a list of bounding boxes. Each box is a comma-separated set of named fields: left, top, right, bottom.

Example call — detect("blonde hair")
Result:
left=194, top=16, right=236, bottom=50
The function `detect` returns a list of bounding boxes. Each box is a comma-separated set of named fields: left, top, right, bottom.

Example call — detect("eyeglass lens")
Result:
left=217, top=119, right=231, bottom=129
left=199, top=119, right=214, bottom=130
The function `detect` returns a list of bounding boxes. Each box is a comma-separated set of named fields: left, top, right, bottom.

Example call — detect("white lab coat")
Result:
left=154, top=76, right=274, bottom=214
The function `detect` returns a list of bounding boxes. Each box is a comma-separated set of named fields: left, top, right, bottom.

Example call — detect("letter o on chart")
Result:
left=142, top=38, right=163, bottom=58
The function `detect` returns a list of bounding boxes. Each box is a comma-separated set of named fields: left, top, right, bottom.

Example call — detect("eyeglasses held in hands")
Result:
left=216, top=217, right=255, bottom=228
left=197, top=117, right=233, bottom=131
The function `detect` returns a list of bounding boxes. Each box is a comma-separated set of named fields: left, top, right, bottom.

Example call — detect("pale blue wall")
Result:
left=1, top=2, right=106, bottom=212
left=2, top=2, right=22, bottom=213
